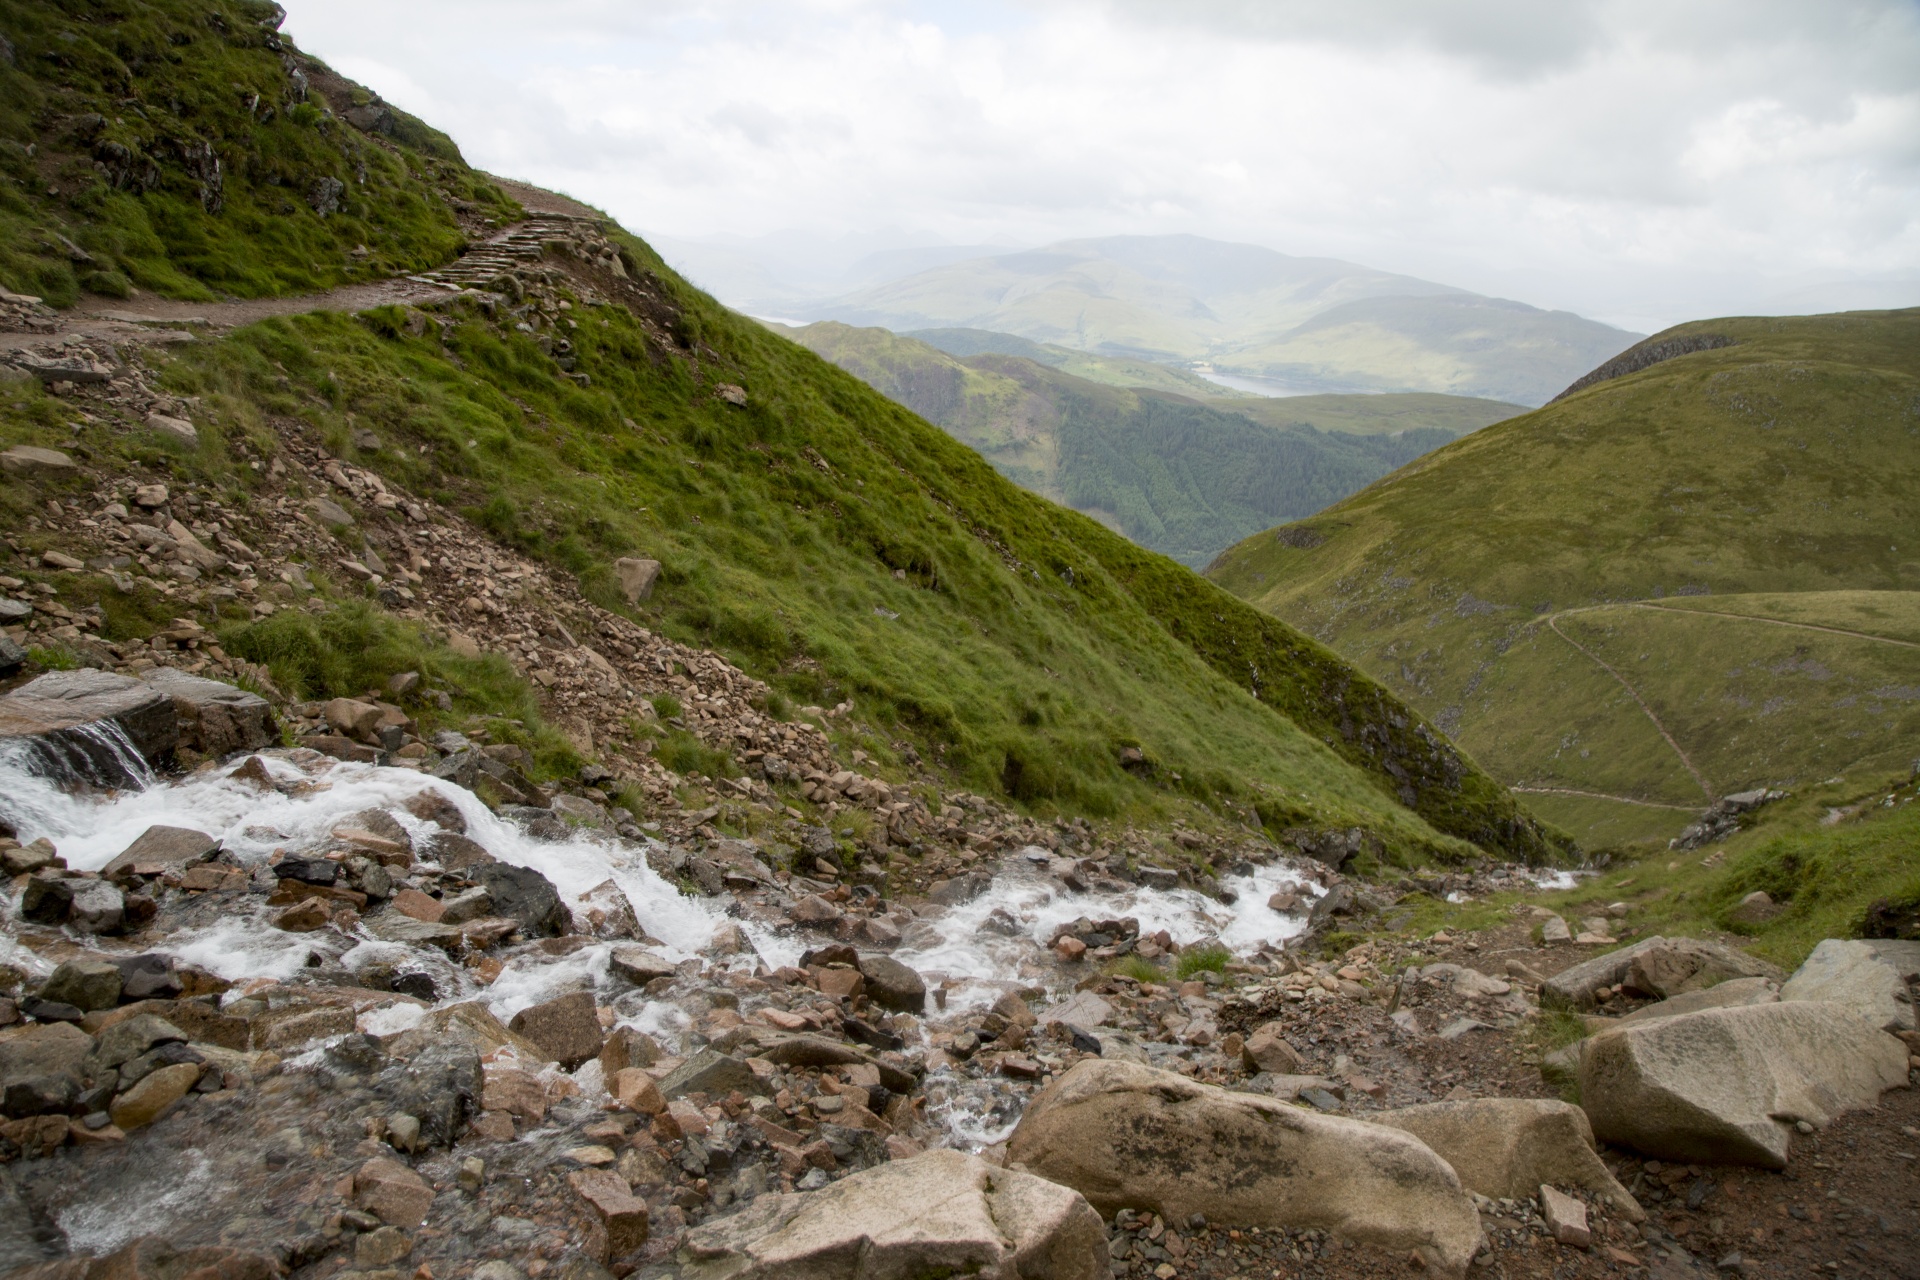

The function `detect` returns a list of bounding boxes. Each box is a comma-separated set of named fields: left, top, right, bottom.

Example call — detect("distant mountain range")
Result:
left=768, top=320, right=1522, bottom=567
left=663, top=233, right=1642, bottom=407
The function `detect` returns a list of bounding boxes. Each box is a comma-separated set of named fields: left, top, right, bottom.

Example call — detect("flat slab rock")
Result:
left=680, top=1148, right=1109, bottom=1280
left=1006, top=1058, right=1483, bottom=1278
left=1543, top=935, right=1781, bottom=1008
left=1781, top=938, right=1919, bottom=1032
left=0, top=670, right=178, bottom=783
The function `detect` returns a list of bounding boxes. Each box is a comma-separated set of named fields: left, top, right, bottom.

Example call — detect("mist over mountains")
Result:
left=657, top=233, right=1642, bottom=407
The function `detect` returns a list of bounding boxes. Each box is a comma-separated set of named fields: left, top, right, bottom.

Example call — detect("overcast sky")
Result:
left=278, top=0, right=1920, bottom=332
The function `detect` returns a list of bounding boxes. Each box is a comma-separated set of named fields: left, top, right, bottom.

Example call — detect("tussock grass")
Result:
left=1173, top=944, right=1231, bottom=979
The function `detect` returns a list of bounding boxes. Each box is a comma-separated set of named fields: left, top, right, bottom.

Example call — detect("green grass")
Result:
left=0, top=0, right=516, bottom=305
left=220, top=601, right=583, bottom=778
left=1173, top=943, right=1231, bottom=979
left=0, top=16, right=1561, bottom=864
left=773, top=321, right=1473, bottom=569
left=1210, top=310, right=1920, bottom=836
left=1113, top=955, right=1165, bottom=983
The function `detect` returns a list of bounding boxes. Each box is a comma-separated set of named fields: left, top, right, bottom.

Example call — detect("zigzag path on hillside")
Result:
left=1520, top=598, right=1920, bottom=804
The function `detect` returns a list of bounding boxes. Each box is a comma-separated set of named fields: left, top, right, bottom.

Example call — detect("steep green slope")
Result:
left=816, top=235, right=1640, bottom=405
left=1207, top=310, right=1920, bottom=845
left=1218, top=391, right=1523, bottom=438
left=0, top=0, right=514, bottom=305
left=0, top=9, right=1560, bottom=863
left=774, top=320, right=1463, bottom=568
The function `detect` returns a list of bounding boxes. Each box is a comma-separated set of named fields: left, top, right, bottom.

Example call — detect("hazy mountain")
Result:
left=808, top=235, right=1640, bottom=406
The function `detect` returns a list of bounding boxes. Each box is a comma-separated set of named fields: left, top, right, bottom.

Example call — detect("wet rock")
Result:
left=109, top=1060, right=202, bottom=1130
left=927, top=872, right=991, bottom=906
left=89, top=1014, right=186, bottom=1073
left=570, top=1167, right=650, bottom=1261
left=139, top=669, right=275, bottom=757
left=2, top=1236, right=278, bottom=1280
left=384, top=1040, right=482, bottom=1148
left=437, top=886, right=493, bottom=924
left=40, top=959, right=122, bottom=1012
left=681, top=1148, right=1108, bottom=1280
left=355, top=1226, right=413, bottom=1268
left=271, top=898, right=332, bottom=932
left=608, top=946, right=677, bottom=987
left=613, top=1068, right=666, bottom=1115
left=601, top=1025, right=661, bottom=1075
left=1580, top=1001, right=1910, bottom=1167
left=0, top=670, right=178, bottom=785
left=476, top=862, right=570, bottom=937
left=659, top=1049, right=755, bottom=1100
left=1006, top=1059, right=1483, bottom=1277
left=1780, top=938, right=1918, bottom=1032
left=67, top=880, right=125, bottom=934
left=19, top=875, right=73, bottom=924
left=508, top=992, right=604, bottom=1068
left=0, top=1022, right=91, bottom=1117
left=1374, top=1098, right=1643, bottom=1220
left=422, top=825, right=493, bottom=871
left=789, top=894, right=844, bottom=925
left=388, top=1001, right=551, bottom=1063
left=113, top=954, right=181, bottom=1002
left=103, top=825, right=219, bottom=879
left=101, top=999, right=247, bottom=1051
left=855, top=954, right=926, bottom=1013
left=354, top=1156, right=436, bottom=1227
left=252, top=1004, right=354, bottom=1050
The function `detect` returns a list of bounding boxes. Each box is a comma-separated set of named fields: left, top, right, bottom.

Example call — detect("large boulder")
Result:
left=138, top=669, right=275, bottom=757
left=475, top=862, right=570, bottom=937
left=1613, top=975, right=1778, bottom=1028
left=1579, top=1001, right=1910, bottom=1168
left=680, top=1148, right=1108, bottom=1280
left=507, top=992, right=604, bottom=1068
left=1005, top=1059, right=1482, bottom=1277
left=102, top=825, right=219, bottom=879
left=1, top=1236, right=278, bottom=1280
left=0, top=670, right=177, bottom=785
left=1542, top=936, right=1780, bottom=1009
left=1373, top=1098, right=1643, bottom=1221
left=1780, top=939, right=1918, bottom=1032
left=855, top=953, right=926, bottom=1013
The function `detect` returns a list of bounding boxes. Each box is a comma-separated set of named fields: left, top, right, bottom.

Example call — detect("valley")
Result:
left=0, top=5, right=1914, bottom=1280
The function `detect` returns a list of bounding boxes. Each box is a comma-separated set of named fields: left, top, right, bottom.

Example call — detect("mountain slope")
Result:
left=1206, top=310, right=1920, bottom=844
left=773, top=320, right=1486, bottom=568
left=813, top=234, right=1641, bottom=405
left=0, top=0, right=516, bottom=305
left=0, top=0, right=1557, bottom=863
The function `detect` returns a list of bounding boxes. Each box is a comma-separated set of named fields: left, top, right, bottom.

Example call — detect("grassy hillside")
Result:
left=1219, top=391, right=1523, bottom=438
left=773, top=321, right=1468, bottom=568
left=0, top=0, right=516, bottom=305
left=0, top=7, right=1563, bottom=864
left=814, top=234, right=1640, bottom=405
left=1207, top=310, right=1920, bottom=845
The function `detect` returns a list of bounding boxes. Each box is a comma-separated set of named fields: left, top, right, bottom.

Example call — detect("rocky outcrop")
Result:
left=1005, top=1059, right=1483, bottom=1277
left=680, top=1149, right=1108, bottom=1280
left=1579, top=1001, right=1909, bottom=1167
left=0, top=670, right=176, bottom=784
left=138, top=668, right=276, bottom=757
left=1374, top=1098, right=1643, bottom=1220
left=1781, top=938, right=1918, bottom=1032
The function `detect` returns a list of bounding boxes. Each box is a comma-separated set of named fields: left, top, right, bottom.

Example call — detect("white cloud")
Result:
left=276, top=0, right=1920, bottom=329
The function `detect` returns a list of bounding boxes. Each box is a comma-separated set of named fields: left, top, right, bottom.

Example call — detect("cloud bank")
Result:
left=278, top=0, right=1920, bottom=330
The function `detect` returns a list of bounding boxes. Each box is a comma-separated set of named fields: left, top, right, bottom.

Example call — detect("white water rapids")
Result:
left=0, top=743, right=1327, bottom=1158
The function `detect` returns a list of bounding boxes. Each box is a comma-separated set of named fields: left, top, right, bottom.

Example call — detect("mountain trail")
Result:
left=1544, top=614, right=1714, bottom=799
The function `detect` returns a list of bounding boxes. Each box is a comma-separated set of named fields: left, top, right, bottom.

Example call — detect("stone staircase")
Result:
left=411, top=213, right=598, bottom=290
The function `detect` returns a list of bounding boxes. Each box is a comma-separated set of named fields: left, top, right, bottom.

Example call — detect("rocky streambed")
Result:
left=2, top=670, right=1917, bottom=1280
